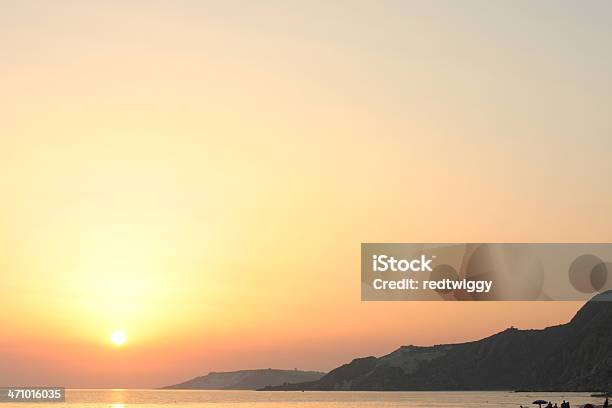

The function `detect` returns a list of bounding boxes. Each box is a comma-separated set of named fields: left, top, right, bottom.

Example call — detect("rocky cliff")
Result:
left=264, top=291, right=612, bottom=391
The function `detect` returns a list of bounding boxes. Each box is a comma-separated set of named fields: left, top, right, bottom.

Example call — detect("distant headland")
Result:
left=163, top=369, right=325, bottom=390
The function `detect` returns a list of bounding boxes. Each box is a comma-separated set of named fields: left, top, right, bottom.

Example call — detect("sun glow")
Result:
left=111, top=330, right=127, bottom=346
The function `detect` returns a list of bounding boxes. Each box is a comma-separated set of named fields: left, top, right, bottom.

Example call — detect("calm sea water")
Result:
left=4, top=390, right=604, bottom=408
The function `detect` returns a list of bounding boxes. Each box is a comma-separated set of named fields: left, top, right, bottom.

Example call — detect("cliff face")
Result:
left=264, top=291, right=612, bottom=391
left=164, top=369, right=324, bottom=390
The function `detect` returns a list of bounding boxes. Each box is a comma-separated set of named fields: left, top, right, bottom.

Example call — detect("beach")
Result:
left=1, top=389, right=604, bottom=408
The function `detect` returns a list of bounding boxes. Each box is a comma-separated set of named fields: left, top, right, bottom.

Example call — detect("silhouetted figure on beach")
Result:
left=604, top=397, right=608, bottom=408
left=553, top=403, right=558, bottom=408
left=546, top=402, right=553, bottom=408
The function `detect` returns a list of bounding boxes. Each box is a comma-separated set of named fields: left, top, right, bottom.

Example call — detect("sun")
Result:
left=110, top=330, right=127, bottom=346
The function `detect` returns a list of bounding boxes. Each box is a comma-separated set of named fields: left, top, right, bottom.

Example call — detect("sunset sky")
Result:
left=2, top=1, right=612, bottom=388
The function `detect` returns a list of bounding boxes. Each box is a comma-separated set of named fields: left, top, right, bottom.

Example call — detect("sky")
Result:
left=1, top=0, right=612, bottom=388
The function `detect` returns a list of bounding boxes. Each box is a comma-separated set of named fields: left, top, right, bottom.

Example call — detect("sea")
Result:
left=2, top=389, right=605, bottom=408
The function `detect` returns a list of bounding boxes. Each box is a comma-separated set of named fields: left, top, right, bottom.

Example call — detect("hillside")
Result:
left=263, top=291, right=612, bottom=391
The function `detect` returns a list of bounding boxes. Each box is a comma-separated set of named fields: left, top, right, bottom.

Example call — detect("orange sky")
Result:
left=2, top=1, right=612, bottom=388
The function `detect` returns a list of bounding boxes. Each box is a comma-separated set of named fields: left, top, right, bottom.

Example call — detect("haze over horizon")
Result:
left=2, top=0, right=612, bottom=388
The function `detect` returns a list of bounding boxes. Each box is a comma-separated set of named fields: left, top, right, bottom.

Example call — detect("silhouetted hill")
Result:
left=163, top=369, right=324, bottom=390
left=263, top=291, right=612, bottom=391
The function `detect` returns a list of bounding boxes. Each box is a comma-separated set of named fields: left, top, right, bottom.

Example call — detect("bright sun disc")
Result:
left=111, top=330, right=127, bottom=346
